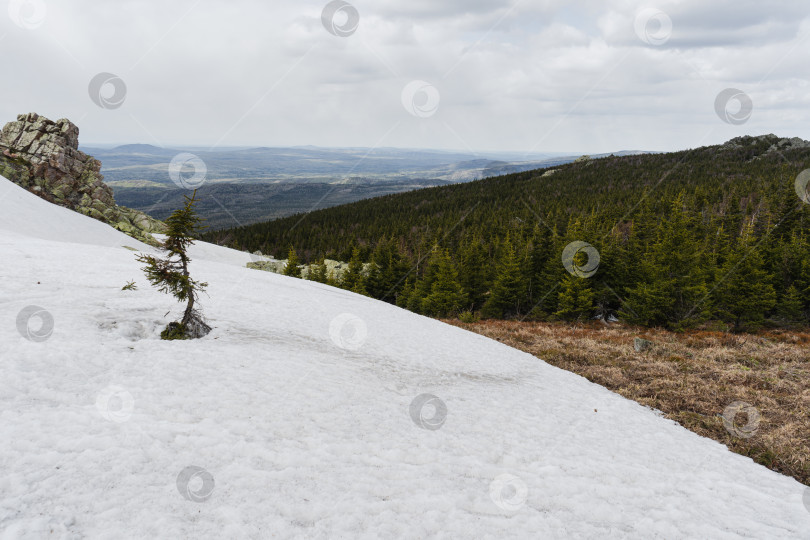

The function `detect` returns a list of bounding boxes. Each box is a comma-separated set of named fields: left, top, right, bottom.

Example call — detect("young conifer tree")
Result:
left=481, top=237, right=526, bottom=318
left=554, top=272, right=595, bottom=321
left=136, top=190, right=210, bottom=340
left=283, top=246, right=302, bottom=277
left=421, top=249, right=468, bottom=317
left=307, top=257, right=329, bottom=283
left=340, top=247, right=368, bottom=295
left=713, top=221, right=776, bottom=330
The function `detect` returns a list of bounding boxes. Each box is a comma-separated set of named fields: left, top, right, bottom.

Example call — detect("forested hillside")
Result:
left=204, top=135, right=810, bottom=330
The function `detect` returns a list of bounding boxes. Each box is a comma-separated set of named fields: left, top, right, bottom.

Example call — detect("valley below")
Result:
left=112, top=178, right=449, bottom=230
left=94, top=144, right=646, bottom=228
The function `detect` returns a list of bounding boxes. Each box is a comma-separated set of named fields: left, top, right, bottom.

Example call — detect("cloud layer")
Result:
left=1, top=0, right=808, bottom=153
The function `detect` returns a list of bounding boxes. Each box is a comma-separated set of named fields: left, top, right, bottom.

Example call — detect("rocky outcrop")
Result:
left=0, top=113, right=165, bottom=245
left=721, top=134, right=810, bottom=155
left=634, top=337, right=654, bottom=352
left=247, top=257, right=369, bottom=280
left=247, top=259, right=288, bottom=273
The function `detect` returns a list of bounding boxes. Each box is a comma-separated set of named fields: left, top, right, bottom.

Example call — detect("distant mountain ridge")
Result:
left=100, top=143, right=178, bottom=156
left=82, top=143, right=654, bottom=187
left=102, top=143, right=654, bottom=228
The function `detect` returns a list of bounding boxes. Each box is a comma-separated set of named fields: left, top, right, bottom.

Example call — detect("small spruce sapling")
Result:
left=136, top=190, right=211, bottom=340
left=283, top=246, right=302, bottom=277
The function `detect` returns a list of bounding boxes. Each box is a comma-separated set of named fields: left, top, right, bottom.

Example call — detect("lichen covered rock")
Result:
left=0, top=113, right=165, bottom=245
left=247, top=257, right=370, bottom=281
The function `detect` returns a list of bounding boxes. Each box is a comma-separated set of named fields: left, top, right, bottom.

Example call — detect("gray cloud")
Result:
left=0, top=0, right=808, bottom=154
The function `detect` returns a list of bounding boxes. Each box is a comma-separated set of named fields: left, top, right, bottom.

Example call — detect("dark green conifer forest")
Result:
left=203, top=136, right=810, bottom=331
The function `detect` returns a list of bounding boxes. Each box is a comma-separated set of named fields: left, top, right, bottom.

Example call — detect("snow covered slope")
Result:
left=1, top=175, right=809, bottom=539
left=0, top=178, right=152, bottom=249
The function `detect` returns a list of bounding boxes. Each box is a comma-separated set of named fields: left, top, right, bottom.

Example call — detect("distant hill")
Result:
left=203, top=134, right=810, bottom=331
left=108, top=145, right=652, bottom=227
left=107, top=143, right=180, bottom=155
left=87, top=143, right=654, bottom=188
left=114, top=178, right=452, bottom=230
left=84, top=145, right=578, bottom=187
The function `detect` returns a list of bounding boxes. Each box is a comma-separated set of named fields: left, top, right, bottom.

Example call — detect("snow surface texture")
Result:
left=1, top=175, right=809, bottom=539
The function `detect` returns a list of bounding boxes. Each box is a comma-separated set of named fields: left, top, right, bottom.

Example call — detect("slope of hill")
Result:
left=113, top=178, right=453, bottom=230
left=206, top=135, right=809, bottom=256
left=104, top=145, right=618, bottom=229
left=2, top=174, right=809, bottom=537
left=205, top=135, right=810, bottom=330
left=99, top=144, right=597, bottom=228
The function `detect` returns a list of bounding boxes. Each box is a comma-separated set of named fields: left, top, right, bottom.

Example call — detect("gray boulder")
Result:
left=0, top=113, right=165, bottom=245
left=634, top=337, right=654, bottom=352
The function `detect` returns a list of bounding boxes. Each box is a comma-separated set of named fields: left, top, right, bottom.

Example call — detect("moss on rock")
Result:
left=0, top=113, right=167, bottom=245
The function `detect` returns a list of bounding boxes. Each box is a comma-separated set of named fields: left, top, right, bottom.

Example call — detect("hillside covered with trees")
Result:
left=203, top=135, right=810, bottom=331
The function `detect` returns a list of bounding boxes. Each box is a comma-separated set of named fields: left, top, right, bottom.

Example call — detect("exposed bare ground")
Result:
left=445, top=320, right=810, bottom=486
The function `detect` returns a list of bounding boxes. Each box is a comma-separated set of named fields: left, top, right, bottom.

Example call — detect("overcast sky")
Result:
left=1, top=0, right=809, bottom=154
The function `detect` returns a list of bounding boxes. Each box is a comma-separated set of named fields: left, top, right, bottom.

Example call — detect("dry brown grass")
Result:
left=445, top=319, right=810, bottom=486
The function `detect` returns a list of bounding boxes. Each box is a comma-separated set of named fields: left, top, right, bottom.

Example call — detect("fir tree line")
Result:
left=205, top=138, right=810, bottom=331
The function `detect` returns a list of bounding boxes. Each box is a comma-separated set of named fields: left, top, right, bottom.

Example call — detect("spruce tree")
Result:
left=713, top=221, right=777, bottom=330
left=458, top=238, right=490, bottom=311
left=307, top=258, right=329, bottom=283
left=481, top=237, right=526, bottom=318
left=621, top=194, right=709, bottom=329
left=365, top=253, right=388, bottom=299
left=421, top=250, right=468, bottom=317
left=591, top=231, right=625, bottom=321
left=397, top=278, right=414, bottom=309
left=798, top=251, right=810, bottom=315
left=136, top=190, right=211, bottom=340
left=283, top=246, right=302, bottom=277
left=406, top=247, right=443, bottom=313
left=775, top=285, right=805, bottom=325
left=769, top=232, right=806, bottom=301
left=554, top=273, right=595, bottom=321
left=525, top=227, right=553, bottom=309
left=365, top=238, right=410, bottom=302
left=340, top=247, right=368, bottom=295
left=534, top=230, right=567, bottom=316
